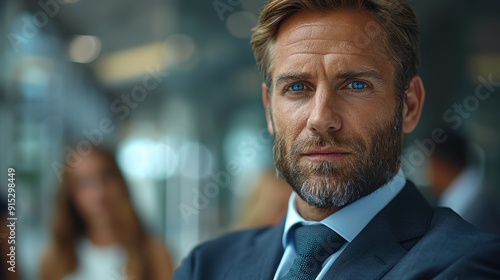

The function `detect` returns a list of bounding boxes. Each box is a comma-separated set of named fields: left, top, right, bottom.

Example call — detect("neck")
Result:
left=295, top=196, right=340, bottom=221
left=436, top=166, right=464, bottom=195
left=86, top=219, right=116, bottom=246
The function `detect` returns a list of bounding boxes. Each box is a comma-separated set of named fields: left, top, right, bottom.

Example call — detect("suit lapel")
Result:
left=323, top=181, right=433, bottom=279
left=225, top=219, right=285, bottom=280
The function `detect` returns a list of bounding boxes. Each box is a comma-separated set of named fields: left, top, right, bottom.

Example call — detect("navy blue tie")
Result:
left=282, top=225, right=346, bottom=280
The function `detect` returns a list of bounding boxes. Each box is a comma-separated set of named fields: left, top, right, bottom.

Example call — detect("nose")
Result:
left=306, top=85, right=342, bottom=135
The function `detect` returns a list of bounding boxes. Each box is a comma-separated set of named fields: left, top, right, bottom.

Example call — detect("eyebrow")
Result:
left=274, top=72, right=312, bottom=89
left=273, top=69, right=384, bottom=89
left=336, top=69, right=385, bottom=83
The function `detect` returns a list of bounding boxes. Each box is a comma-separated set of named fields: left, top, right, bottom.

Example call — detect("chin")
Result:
left=297, top=176, right=359, bottom=206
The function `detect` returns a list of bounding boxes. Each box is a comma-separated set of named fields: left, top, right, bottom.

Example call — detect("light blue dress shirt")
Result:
left=273, top=168, right=406, bottom=280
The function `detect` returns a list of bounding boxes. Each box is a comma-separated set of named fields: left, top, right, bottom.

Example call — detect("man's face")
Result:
left=267, top=9, right=403, bottom=209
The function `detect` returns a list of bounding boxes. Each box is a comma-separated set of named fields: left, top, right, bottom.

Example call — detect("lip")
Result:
left=301, top=148, right=350, bottom=161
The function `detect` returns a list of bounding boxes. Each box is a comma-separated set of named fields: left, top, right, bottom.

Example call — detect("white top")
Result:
left=439, top=167, right=483, bottom=216
left=273, top=168, right=406, bottom=280
left=63, top=239, right=128, bottom=280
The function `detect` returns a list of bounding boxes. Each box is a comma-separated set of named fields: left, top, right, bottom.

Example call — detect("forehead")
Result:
left=272, top=9, right=390, bottom=75
left=71, top=153, right=110, bottom=176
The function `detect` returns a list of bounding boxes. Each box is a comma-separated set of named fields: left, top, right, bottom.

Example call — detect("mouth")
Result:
left=301, top=147, right=351, bottom=161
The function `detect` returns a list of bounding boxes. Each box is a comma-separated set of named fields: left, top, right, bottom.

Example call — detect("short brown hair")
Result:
left=250, top=0, right=419, bottom=96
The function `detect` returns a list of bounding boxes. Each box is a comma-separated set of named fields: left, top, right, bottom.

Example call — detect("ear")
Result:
left=402, top=76, right=425, bottom=133
left=262, top=83, right=274, bottom=135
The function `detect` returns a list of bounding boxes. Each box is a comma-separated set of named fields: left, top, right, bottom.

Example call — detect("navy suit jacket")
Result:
left=173, top=181, right=500, bottom=279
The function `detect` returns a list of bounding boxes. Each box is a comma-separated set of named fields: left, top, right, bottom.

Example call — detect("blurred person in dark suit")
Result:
left=40, top=147, right=173, bottom=280
left=0, top=195, right=21, bottom=280
left=427, top=128, right=500, bottom=235
left=174, top=0, right=500, bottom=279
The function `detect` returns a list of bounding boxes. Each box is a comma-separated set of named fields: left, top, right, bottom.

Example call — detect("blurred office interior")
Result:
left=0, top=0, right=499, bottom=278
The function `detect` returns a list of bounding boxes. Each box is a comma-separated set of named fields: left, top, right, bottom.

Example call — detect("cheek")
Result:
left=72, top=188, right=97, bottom=213
left=346, top=97, right=396, bottom=132
left=103, top=181, right=123, bottom=205
left=272, top=98, right=309, bottom=137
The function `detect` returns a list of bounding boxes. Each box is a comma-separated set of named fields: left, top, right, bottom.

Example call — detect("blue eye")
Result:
left=347, top=81, right=368, bottom=90
left=288, top=82, right=305, bottom=92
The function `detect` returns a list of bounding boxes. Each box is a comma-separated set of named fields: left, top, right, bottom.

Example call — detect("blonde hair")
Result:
left=251, top=0, right=419, bottom=96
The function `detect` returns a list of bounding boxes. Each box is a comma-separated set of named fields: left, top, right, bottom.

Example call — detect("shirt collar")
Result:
left=282, top=168, right=406, bottom=247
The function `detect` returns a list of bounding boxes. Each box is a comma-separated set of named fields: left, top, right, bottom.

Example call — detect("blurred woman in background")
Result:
left=40, top=147, right=173, bottom=280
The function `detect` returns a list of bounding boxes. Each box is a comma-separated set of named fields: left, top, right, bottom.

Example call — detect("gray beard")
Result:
left=273, top=105, right=403, bottom=209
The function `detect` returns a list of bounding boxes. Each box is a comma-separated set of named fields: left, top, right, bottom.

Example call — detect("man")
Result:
left=427, top=128, right=500, bottom=235
left=174, top=0, right=500, bottom=279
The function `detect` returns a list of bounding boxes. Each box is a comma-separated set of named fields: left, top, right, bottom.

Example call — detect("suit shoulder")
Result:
left=424, top=207, right=500, bottom=260
left=386, top=207, right=500, bottom=279
left=431, top=207, right=500, bottom=244
left=193, top=226, right=273, bottom=255
left=173, top=226, right=276, bottom=280
left=427, top=208, right=500, bottom=278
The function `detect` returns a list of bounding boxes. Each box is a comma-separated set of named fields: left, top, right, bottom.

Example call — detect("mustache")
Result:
left=289, top=134, right=365, bottom=155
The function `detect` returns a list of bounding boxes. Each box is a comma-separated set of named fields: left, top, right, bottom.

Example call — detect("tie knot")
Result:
left=282, top=225, right=347, bottom=280
left=293, top=225, right=346, bottom=262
